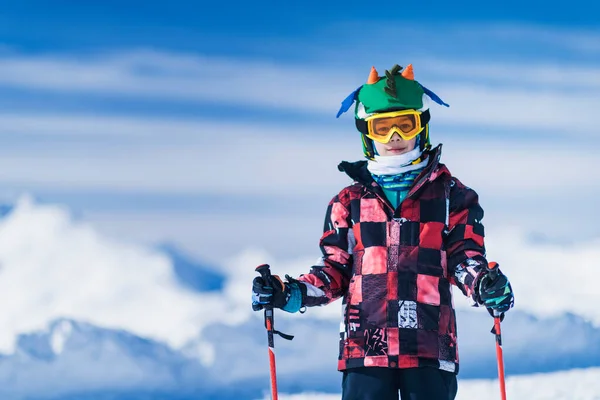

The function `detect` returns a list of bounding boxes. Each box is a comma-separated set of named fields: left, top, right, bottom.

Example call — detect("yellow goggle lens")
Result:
left=365, top=110, right=423, bottom=143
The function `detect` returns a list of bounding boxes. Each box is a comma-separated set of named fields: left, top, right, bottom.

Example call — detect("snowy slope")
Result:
left=261, top=367, right=600, bottom=400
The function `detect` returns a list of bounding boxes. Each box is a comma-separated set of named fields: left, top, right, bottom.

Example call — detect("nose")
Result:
left=388, top=132, right=403, bottom=143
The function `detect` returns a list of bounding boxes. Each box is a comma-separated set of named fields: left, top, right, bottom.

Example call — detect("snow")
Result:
left=49, top=319, right=73, bottom=355
left=0, top=318, right=204, bottom=398
left=458, top=368, right=600, bottom=400
left=260, top=367, right=600, bottom=400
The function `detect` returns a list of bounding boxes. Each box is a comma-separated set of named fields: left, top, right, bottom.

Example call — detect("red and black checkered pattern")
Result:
left=298, top=145, right=486, bottom=374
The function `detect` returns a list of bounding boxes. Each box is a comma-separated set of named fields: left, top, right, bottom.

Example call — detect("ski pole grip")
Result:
left=256, top=264, right=275, bottom=313
left=256, top=264, right=272, bottom=280
left=487, top=261, right=499, bottom=281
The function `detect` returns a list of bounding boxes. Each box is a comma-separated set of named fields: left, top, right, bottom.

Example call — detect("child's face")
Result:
left=372, top=133, right=417, bottom=156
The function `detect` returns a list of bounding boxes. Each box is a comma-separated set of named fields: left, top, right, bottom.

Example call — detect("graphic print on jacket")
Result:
left=298, top=145, right=487, bottom=374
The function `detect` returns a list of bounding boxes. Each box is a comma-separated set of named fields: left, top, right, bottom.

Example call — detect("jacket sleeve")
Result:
left=445, top=178, right=488, bottom=302
left=297, top=190, right=354, bottom=307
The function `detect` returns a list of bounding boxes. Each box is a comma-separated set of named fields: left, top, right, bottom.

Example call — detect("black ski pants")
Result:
left=341, top=367, right=458, bottom=400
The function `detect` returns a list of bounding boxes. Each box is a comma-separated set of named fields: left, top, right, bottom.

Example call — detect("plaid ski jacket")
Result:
left=298, top=145, right=487, bottom=374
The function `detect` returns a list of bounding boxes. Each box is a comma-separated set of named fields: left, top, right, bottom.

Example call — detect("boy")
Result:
left=252, top=64, right=514, bottom=400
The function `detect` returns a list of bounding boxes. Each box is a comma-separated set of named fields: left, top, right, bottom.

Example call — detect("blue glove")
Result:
left=477, top=266, right=514, bottom=314
left=252, top=274, right=304, bottom=313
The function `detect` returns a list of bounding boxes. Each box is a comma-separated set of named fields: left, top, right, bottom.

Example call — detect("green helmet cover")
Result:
left=335, top=64, right=449, bottom=159
left=355, top=77, right=425, bottom=118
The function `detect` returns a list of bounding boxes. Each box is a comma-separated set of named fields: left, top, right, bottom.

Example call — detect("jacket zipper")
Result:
left=363, top=186, right=395, bottom=214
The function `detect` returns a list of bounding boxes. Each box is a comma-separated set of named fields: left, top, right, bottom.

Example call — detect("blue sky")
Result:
left=3, top=1, right=600, bottom=48
left=0, top=1, right=599, bottom=291
left=1, top=1, right=600, bottom=265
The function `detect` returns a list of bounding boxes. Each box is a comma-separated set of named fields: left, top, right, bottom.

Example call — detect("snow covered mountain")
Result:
left=157, top=242, right=224, bottom=293
left=0, top=318, right=205, bottom=399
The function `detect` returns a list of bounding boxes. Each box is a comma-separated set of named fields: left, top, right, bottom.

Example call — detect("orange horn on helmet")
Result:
left=367, top=66, right=379, bottom=84
left=401, top=64, right=414, bottom=80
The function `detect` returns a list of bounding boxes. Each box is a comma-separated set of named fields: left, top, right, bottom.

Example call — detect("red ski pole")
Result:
left=487, top=262, right=507, bottom=400
left=255, top=264, right=294, bottom=400
left=493, top=310, right=507, bottom=400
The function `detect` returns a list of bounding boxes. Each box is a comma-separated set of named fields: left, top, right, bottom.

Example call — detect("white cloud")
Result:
left=0, top=121, right=597, bottom=201
left=0, top=112, right=194, bottom=137
left=421, top=59, right=600, bottom=89
left=441, top=140, right=600, bottom=197
left=0, top=36, right=598, bottom=205
left=0, top=50, right=347, bottom=114
left=0, top=196, right=243, bottom=355
left=79, top=209, right=329, bottom=270
left=483, top=228, right=600, bottom=325
left=0, top=195, right=339, bottom=359
left=481, top=23, right=600, bottom=55
left=0, top=45, right=599, bottom=134
left=430, top=84, right=600, bottom=134
left=0, top=120, right=358, bottom=195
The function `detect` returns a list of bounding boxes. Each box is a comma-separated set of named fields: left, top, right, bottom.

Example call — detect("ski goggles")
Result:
left=364, top=110, right=424, bottom=143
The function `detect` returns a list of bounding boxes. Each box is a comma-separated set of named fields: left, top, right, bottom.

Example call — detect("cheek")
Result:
left=373, top=141, right=387, bottom=155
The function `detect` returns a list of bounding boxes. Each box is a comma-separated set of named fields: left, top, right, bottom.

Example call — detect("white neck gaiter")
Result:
left=367, top=147, right=429, bottom=176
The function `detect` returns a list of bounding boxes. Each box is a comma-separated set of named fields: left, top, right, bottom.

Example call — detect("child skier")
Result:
left=252, top=63, right=514, bottom=400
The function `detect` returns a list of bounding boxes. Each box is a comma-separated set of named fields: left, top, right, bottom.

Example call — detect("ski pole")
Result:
left=487, top=262, right=507, bottom=400
left=255, top=264, right=294, bottom=400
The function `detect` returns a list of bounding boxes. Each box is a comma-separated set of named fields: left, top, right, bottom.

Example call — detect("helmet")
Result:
left=336, top=64, right=449, bottom=160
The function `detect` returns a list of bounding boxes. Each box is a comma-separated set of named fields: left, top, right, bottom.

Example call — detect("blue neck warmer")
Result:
left=371, top=168, right=424, bottom=191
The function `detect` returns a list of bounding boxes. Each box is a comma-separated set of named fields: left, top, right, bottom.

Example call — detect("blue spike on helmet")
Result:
left=420, top=85, right=450, bottom=107
left=336, top=86, right=362, bottom=118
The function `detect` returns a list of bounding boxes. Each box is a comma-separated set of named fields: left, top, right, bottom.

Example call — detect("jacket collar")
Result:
left=338, top=144, right=446, bottom=188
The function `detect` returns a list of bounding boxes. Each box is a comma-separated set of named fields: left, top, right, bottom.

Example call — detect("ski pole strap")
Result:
left=491, top=326, right=502, bottom=345
left=489, top=304, right=504, bottom=342
left=263, top=313, right=294, bottom=340
left=491, top=316, right=503, bottom=345
left=274, top=330, right=294, bottom=340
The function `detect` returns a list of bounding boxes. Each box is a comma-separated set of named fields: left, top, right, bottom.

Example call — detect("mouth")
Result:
left=387, top=147, right=406, bottom=153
